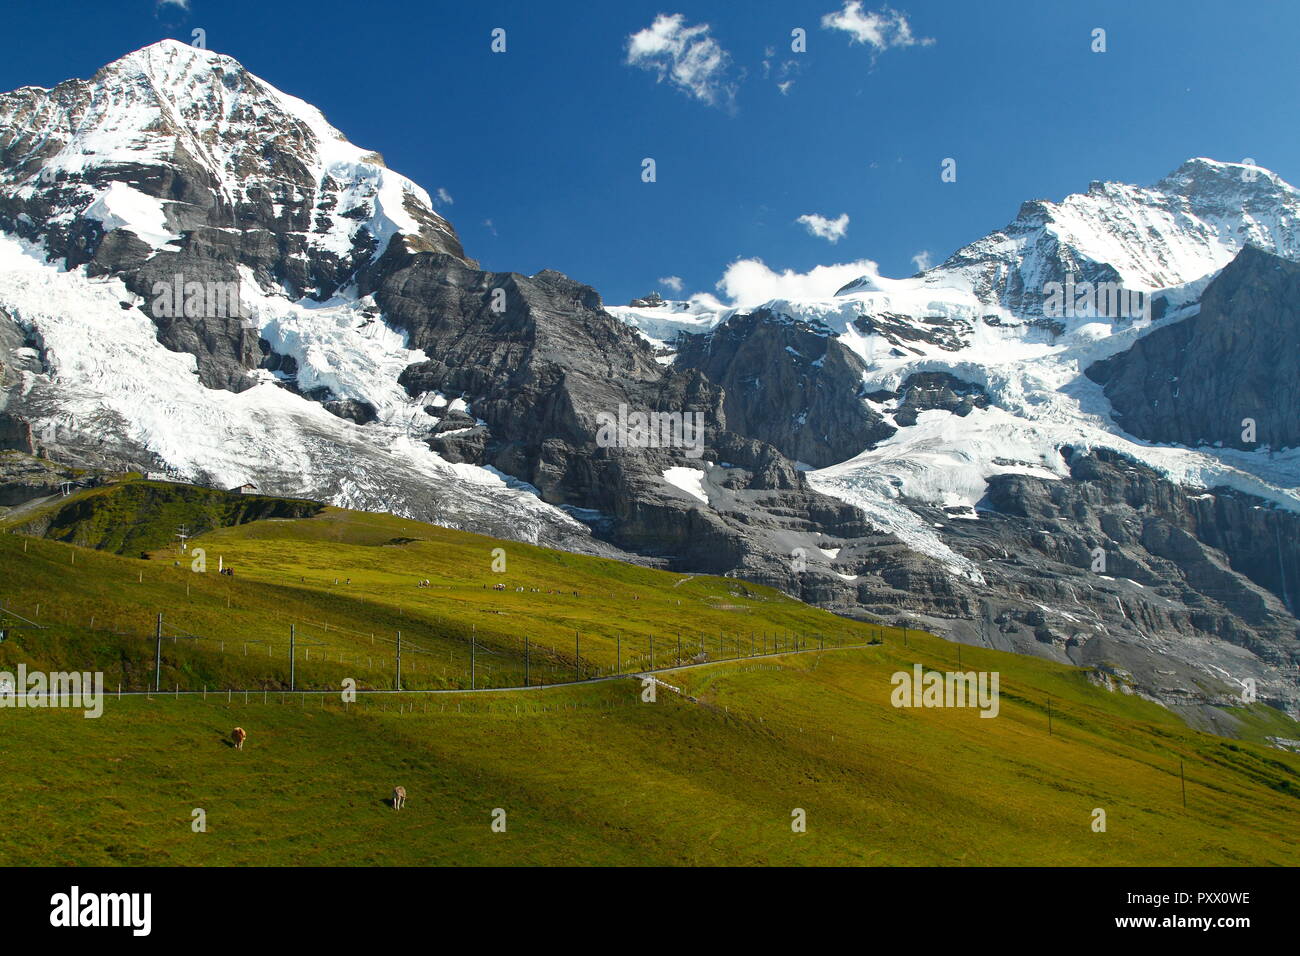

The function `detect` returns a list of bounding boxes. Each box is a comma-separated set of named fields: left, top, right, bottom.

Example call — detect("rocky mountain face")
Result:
left=0, top=41, right=1296, bottom=733
left=1087, top=245, right=1300, bottom=452
left=673, top=309, right=895, bottom=468
left=361, top=245, right=888, bottom=572
left=958, top=449, right=1299, bottom=726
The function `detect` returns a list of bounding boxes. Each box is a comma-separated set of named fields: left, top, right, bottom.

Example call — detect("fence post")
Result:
left=290, top=623, right=296, bottom=691
left=154, top=612, right=163, bottom=692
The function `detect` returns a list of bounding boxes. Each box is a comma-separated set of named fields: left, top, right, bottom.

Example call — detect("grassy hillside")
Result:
left=3, top=477, right=321, bottom=555
left=1, top=483, right=1297, bottom=866
left=1, top=643, right=1296, bottom=865
left=0, top=492, right=889, bottom=692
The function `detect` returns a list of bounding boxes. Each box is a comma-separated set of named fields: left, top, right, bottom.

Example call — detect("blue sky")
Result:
left=3, top=0, right=1297, bottom=305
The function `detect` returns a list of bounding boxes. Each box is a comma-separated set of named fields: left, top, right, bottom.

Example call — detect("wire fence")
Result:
left=0, top=598, right=891, bottom=696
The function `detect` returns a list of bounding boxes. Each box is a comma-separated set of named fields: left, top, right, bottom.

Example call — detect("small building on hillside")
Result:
left=229, top=482, right=258, bottom=495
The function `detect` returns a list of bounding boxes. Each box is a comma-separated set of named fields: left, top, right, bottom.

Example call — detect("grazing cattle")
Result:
left=392, top=786, right=407, bottom=810
left=231, top=727, right=247, bottom=750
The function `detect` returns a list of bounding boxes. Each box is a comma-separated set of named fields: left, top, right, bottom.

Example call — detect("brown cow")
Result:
left=231, top=727, right=247, bottom=750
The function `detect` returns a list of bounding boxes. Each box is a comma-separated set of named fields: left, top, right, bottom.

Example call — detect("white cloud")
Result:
left=626, top=14, right=737, bottom=109
left=435, top=187, right=454, bottom=206
left=156, top=0, right=190, bottom=9
left=797, top=212, right=850, bottom=243
left=761, top=50, right=801, bottom=94
left=715, top=257, right=880, bottom=307
left=821, top=3, right=933, bottom=52
left=658, top=275, right=685, bottom=293
left=910, top=249, right=932, bottom=272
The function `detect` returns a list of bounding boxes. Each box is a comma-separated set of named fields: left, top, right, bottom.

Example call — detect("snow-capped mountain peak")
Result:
left=0, top=39, right=466, bottom=297
left=913, top=157, right=1300, bottom=313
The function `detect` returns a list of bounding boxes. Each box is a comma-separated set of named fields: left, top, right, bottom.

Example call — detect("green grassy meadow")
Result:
left=1, top=480, right=1297, bottom=865
left=2, top=646, right=1297, bottom=865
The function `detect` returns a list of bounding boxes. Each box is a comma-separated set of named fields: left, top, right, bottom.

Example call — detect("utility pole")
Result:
left=289, top=623, right=296, bottom=690
left=524, top=636, right=530, bottom=687
left=650, top=634, right=655, bottom=670
left=471, top=625, right=476, bottom=690
left=617, top=632, right=621, bottom=674
left=174, top=525, right=191, bottom=554
left=154, top=612, right=162, bottom=692
left=396, top=630, right=402, bottom=690
left=574, top=630, right=580, bottom=682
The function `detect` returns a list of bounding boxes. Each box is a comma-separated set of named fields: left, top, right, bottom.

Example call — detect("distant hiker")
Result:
left=392, top=786, right=406, bottom=810
left=232, top=727, right=247, bottom=750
